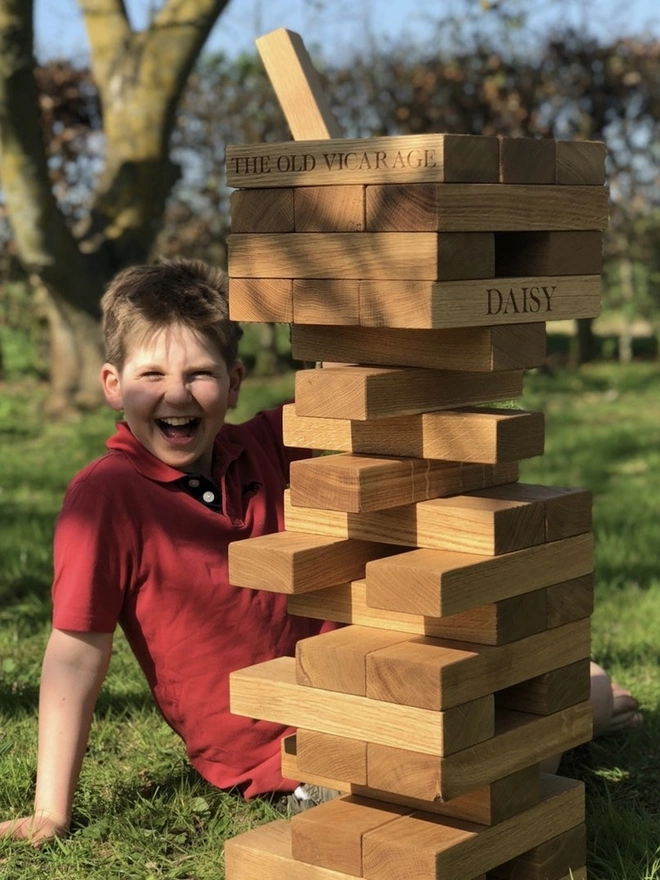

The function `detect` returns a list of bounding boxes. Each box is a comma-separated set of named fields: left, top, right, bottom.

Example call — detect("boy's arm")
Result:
left=0, top=628, right=113, bottom=846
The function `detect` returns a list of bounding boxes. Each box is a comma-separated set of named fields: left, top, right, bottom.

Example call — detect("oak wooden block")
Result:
left=292, top=729, right=367, bottom=785
left=255, top=28, right=342, bottom=140
left=225, top=821, right=584, bottom=880
left=283, top=404, right=545, bottom=464
left=357, top=766, right=541, bottom=827
left=288, top=454, right=521, bottom=514
left=546, top=574, right=594, bottom=628
left=228, top=530, right=402, bottom=594
left=491, top=823, right=586, bottom=880
left=288, top=486, right=545, bottom=554
left=293, top=365, right=524, bottom=420
left=555, top=139, right=607, bottom=185
left=495, top=231, right=602, bottom=277
left=468, top=483, right=592, bottom=541
left=489, top=870, right=586, bottom=880
left=291, top=795, right=411, bottom=875
left=285, top=702, right=591, bottom=804
left=366, top=701, right=592, bottom=801
left=286, top=469, right=549, bottom=557
left=361, top=775, right=585, bottom=880
left=292, top=279, right=360, bottom=324
left=385, top=770, right=538, bottom=828
left=296, top=626, right=413, bottom=695
left=228, top=231, right=495, bottom=281
left=286, top=733, right=540, bottom=826
left=365, top=183, right=609, bottom=232
left=362, top=533, right=593, bottom=618
left=294, top=184, right=365, bottom=231
left=230, top=656, right=495, bottom=756
left=226, top=133, right=500, bottom=187
left=359, top=275, right=601, bottom=329
left=287, top=578, right=547, bottom=646
left=230, top=188, right=294, bottom=233
left=498, top=137, right=556, bottom=184
left=290, top=323, right=547, bottom=372
left=224, top=819, right=359, bottom=880
left=497, top=659, right=591, bottom=715
left=365, top=619, right=590, bottom=710
left=228, top=277, right=293, bottom=322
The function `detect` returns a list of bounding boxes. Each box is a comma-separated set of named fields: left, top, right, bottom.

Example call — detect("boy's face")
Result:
left=101, top=323, right=243, bottom=479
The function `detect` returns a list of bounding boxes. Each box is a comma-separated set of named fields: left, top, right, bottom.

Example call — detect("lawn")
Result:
left=0, top=360, right=659, bottom=878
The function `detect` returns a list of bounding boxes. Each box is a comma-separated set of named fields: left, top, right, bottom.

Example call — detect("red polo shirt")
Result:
left=52, top=408, right=330, bottom=797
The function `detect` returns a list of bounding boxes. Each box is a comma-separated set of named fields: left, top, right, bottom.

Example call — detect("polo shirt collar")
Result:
left=106, top=421, right=244, bottom=484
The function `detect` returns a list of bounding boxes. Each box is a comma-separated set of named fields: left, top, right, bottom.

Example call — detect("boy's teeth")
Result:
left=161, top=417, right=193, bottom=426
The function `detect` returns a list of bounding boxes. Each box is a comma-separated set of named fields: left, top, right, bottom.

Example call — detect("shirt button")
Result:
left=202, top=491, right=215, bottom=503
left=188, top=479, right=200, bottom=488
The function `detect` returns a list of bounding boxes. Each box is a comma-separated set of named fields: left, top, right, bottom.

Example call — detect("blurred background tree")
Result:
left=0, top=0, right=230, bottom=410
left=1, top=0, right=659, bottom=406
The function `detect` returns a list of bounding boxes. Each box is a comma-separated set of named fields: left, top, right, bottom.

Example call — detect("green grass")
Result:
left=1, top=363, right=659, bottom=878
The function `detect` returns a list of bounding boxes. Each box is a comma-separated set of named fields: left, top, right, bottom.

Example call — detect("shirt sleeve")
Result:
left=52, top=476, right=135, bottom=633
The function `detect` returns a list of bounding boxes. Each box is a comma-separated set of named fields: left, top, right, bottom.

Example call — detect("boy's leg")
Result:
left=590, top=661, right=642, bottom=736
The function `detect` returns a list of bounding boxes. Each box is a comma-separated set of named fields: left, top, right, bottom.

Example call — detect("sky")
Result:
left=33, top=0, right=660, bottom=64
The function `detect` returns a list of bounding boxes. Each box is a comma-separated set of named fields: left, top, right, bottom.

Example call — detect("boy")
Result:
left=0, top=259, right=641, bottom=844
left=0, top=258, right=334, bottom=845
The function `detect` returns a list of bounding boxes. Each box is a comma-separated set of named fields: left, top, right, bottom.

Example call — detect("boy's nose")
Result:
left=163, top=378, right=193, bottom=403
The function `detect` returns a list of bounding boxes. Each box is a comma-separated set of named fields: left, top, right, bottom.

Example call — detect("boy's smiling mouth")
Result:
left=157, top=416, right=201, bottom=439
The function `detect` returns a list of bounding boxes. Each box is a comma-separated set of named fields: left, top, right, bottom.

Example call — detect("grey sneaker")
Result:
left=285, top=784, right=342, bottom=814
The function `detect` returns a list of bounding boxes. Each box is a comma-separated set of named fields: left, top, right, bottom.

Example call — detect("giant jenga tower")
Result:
left=223, top=29, right=606, bottom=880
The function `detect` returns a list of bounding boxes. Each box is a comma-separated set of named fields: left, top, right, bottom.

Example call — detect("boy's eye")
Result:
left=141, top=371, right=163, bottom=379
left=192, top=370, right=216, bottom=378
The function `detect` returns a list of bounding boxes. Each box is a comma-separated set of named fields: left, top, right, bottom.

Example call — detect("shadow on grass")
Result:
left=560, top=708, right=660, bottom=877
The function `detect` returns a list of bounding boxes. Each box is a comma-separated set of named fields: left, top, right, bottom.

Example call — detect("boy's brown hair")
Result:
left=101, top=258, right=243, bottom=369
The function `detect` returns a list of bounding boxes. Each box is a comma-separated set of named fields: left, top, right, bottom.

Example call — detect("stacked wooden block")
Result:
left=223, top=131, right=606, bottom=880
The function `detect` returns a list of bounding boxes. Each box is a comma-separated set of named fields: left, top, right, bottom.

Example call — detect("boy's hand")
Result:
left=0, top=810, right=69, bottom=847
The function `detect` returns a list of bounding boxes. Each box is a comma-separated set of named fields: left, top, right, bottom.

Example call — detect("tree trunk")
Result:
left=574, top=318, right=599, bottom=364
left=618, top=256, right=635, bottom=364
left=33, top=280, right=105, bottom=412
left=0, top=0, right=230, bottom=410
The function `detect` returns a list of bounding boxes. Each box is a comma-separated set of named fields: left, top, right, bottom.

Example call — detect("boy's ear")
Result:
left=228, top=360, right=245, bottom=409
left=100, top=363, right=124, bottom=412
